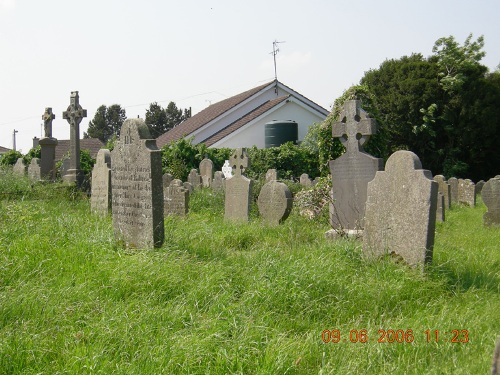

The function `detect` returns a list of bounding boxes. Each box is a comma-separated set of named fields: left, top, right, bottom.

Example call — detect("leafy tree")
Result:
left=84, top=104, right=126, bottom=143
left=145, top=102, right=191, bottom=139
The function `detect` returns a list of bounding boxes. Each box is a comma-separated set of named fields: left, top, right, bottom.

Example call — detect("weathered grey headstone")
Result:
left=13, top=158, right=26, bottom=176
left=329, top=100, right=384, bottom=231
left=363, top=151, right=438, bottom=268
left=257, top=180, right=293, bottom=225
left=482, top=177, right=500, bottom=226
left=222, top=160, right=233, bottom=178
left=91, top=149, right=112, bottom=215
left=475, top=180, right=485, bottom=195
left=111, top=118, right=164, bottom=248
left=27, top=158, right=41, bottom=181
left=212, top=171, right=225, bottom=191
left=265, top=169, right=278, bottom=183
left=62, top=91, right=87, bottom=186
left=448, top=177, right=458, bottom=204
left=458, top=178, right=476, bottom=207
left=436, top=192, right=445, bottom=222
left=183, top=182, right=194, bottom=194
left=433, top=175, right=451, bottom=209
left=59, top=158, right=70, bottom=178
left=164, top=179, right=189, bottom=216
left=492, top=337, right=500, bottom=375
left=163, top=173, right=173, bottom=189
left=300, top=173, right=312, bottom=187
left=199, top=157, right=214, bottom=188
left=313, top=177, right=320, bottom=186
left=39, top=107, right=58, bottom=181
left=225, top=148, right=252, bottom=222
left=187, top=169, right=202, bottom=189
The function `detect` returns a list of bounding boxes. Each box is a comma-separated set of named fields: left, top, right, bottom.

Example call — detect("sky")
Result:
left=1, top=0, right=499, bottom=153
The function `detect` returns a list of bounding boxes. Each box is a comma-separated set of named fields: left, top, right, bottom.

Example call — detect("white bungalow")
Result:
left=156, top=80, right=329, bottom=149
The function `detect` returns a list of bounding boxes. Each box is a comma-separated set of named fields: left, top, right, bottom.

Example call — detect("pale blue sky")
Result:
left=1, top=0, right=499, bottom=153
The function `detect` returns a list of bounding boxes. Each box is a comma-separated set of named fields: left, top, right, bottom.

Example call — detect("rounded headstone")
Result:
left=257, top=180, right=293, bottom=225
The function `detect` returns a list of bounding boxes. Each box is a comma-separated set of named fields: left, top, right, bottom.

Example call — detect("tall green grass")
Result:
left=0, top=180, right=498, bottom=374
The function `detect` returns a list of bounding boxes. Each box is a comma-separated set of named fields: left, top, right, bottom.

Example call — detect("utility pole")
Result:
left=12, top=129, right=18, bottom=151
left=270, top=40, right=285, bottom=95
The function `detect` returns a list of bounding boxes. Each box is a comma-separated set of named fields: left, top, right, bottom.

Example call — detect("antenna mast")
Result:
left=270, top=40, right=285, bottom=95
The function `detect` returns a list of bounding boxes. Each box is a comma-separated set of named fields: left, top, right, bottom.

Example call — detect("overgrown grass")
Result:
left=0, top=180, right=499, bottom=374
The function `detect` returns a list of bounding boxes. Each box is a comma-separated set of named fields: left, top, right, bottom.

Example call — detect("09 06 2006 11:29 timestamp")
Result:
left=321, top=329, right=469, bottom=343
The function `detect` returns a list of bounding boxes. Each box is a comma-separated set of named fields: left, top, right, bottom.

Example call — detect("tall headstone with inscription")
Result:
left=111, top=118, right=164, bottom=248
left=13, top=158, right=26, bottom=176
left=363, top=151, right=438, bottom=268
left=91, top=149, right=112, bottom=215
left=458, top=178, right=476, bottom=207
left=257, top=180, right=293, bottom=225
left=482, top=177, right=500, bottom=226
left=27, top=158, right=41, bottom=181
left=433, top=175, right=451, bottom=209
left=164, top=179, right=189, bottom=216
left=62, top=91, right=87, bottom=186
left=39, top=107, right=58, bottom=180
left=448, top=177, right=459, bottom=204
left=225, top=148, right=252, bottom=222
left=329, top=100, right=384, bottom=231
left=199, top=157, right=214, bottom=188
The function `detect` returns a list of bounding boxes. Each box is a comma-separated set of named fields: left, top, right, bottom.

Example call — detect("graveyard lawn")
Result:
left=0, top=182, right=499, bottom=374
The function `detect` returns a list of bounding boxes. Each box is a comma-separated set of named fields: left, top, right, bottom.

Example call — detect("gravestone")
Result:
left=163, top=173, right=173, bottom=189
left=482, top=177, right=500, bottom=226
left=39, top=107, right=58, bottom=180
left=329, top=100, right=384, bottom=231
left=225, top=148, right=252, bottom=222
left=436, top=192, right=445, bottom=222
left=257, top=180, right=293, bottom=225
left=212, top=171, right=225, bottom=191
left=91, top=149, right=112, bottom=215
left=433, top=175, right=451, bottom=209
left=475, top=180, right=485, bottom=195
left=448, top=177, right=458, bottom=204
left=164, top=179, right=189, bottom=216
left=13, top=158, right=26, bottom=176
left=199, top=157, right=214, bottom=188
left=183, top=182, right=194, bottom=194
left=111, top=118, right=164, bottom=248
left=62, top=91, right=87, bottom=186
left=222, top=160, right=233, bottom=178
left=492, top=337, right=500, bottom=375
left=59, top=159, right=70, bottom=178
left=27, top=158, right=41, bottom=181
left=265, top=169, right=278, bottom=183
left=187, top=169, right=202, bottom=189
left=300, top=173, right=312, bottom=187
left=458, top=178, right=476, bottom=207
left=363, top=151, right=438, bottom=268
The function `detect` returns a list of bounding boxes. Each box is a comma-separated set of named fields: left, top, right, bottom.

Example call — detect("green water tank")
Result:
left=264, top=120, right=298, bottom=148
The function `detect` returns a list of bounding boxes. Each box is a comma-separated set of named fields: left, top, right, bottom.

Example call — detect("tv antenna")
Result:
left=270, top=40, right=285, bottom=94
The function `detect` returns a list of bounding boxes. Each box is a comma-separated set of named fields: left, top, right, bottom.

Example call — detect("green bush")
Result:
left=23, top=145, right=41, bottom=166
left=0, top=150, right=23, bottom=166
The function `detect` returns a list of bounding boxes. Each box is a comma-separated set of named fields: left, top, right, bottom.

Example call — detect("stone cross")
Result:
left=62, top=91, right=87, bottom=185
left=222, top=160, right=233, bottom=178
left=229, top=148, right=249, bottom=177
left=329, top=99, right=383, bottom=231
left=333, top=100, right=376, bottom=155
left=42, top=107, right=55, bottom=138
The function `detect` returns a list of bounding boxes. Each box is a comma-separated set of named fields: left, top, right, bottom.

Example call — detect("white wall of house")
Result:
left=210, top=100, right=326, bottom=148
